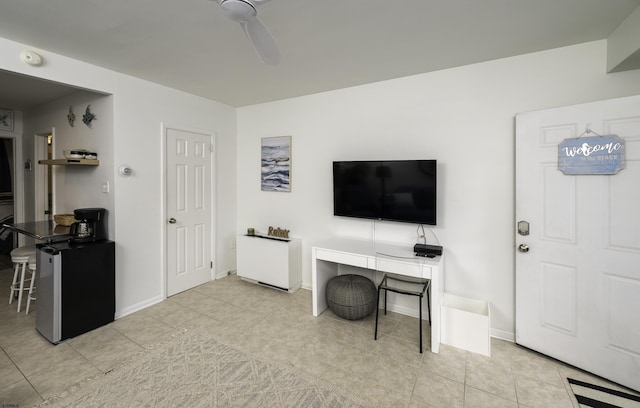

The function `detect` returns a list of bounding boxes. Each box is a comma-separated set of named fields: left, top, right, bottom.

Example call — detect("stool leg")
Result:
left=9, top=262, right=20, bottom=304
left=17, top=263, right=27, bottom=313
left=419, top=296, right=423, bottom=353
left=26, top=269, right=36, bottom=314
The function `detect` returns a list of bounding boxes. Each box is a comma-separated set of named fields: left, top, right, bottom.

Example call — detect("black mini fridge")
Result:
left=36, top=240, right=115, bottom=344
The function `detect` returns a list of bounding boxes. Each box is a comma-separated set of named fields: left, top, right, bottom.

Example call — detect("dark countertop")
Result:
left=2, top=220, right=71, bottom=243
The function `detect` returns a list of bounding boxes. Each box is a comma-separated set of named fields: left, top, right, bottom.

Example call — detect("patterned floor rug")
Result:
left=568, top=378, right=640, bottom=408
left=37, top=330, right=378, bottom=408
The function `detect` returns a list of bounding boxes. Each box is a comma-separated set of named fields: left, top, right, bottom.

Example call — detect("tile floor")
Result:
left=0, top=267, right=636, bottom=407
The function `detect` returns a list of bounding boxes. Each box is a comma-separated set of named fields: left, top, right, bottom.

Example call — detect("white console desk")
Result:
left=311, top=237, right=444, bottom=353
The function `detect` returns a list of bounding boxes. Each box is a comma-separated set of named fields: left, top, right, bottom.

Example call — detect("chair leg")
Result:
left=419, top=296, right=423, bottom=353
left=374, top=285, right=382, bottom=340
left=383, top=288, right=388, bottom=315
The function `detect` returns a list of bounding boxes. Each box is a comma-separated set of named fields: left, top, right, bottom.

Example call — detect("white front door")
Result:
left=515, top=95, right=640, bottom=391
left=166, top=127, right=213, bottom=297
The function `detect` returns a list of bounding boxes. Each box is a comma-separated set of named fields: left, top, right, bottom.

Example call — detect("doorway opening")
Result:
left=0, top=137, right=14, bottom=269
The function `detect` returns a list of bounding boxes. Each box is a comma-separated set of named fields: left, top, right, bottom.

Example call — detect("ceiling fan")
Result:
left=214, top=0, right=281, bottom=65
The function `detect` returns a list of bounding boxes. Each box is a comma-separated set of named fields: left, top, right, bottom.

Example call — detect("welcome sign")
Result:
left=558, top=135, right=625, bottom=175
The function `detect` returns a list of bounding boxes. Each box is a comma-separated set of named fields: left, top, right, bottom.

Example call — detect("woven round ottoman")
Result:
left=326, top=274, right=377, bottom=320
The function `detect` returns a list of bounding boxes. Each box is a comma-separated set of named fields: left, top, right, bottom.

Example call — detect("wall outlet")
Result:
left=230, top=238, right=236, bottom=249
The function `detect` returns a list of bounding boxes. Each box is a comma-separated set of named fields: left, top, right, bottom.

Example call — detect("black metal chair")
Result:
left=374, top=273, right=431, bottom=353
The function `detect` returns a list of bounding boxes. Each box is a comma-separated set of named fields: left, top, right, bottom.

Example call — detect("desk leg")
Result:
left=430, top=289, right=440, bottom=353
left=311, top=254, right=338, bottom=317
left=429, top=264, right=444, bottom=354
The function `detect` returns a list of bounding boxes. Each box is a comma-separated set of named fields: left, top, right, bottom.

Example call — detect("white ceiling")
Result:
left=0, top=70, right=84, bottom=111
left=0, top=0, right=639, bottom=109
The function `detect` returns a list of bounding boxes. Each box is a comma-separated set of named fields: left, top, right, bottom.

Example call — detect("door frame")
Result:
left=160, top=123, right=216, bottom=298
left=34, top=128, right=55, bottom=222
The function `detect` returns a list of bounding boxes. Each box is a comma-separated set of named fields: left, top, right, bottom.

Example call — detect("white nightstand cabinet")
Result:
left=236, top=235, right=302, bottom=292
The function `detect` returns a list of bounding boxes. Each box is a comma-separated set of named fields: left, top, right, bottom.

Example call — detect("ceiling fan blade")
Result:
left=241, top=17, right=281, bottom=65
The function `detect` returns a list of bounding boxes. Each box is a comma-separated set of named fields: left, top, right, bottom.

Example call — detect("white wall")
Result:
left=112, top=75, right=237, bottom=315
left=0, top=37, right=238, bottom=317
left=236, top=40, right=640, bottom=339
left=4, top=34, right=640, bottom=339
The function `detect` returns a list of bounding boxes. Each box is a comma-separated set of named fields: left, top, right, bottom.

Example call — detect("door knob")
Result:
left=518, top=243, right=530, bottom=253
left=168, top=218, right=177, bottom=224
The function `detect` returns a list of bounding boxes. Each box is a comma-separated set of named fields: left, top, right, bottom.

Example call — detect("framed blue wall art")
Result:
left=261, top=136, right=291, bottom=192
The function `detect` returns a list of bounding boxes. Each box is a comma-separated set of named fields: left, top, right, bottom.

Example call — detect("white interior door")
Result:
left=515, top=95, right=640, bottom=391
left=166, top=127, right=213, bottom=297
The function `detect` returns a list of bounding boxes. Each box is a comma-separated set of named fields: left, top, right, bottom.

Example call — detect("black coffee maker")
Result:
left=69, top=208, right=107, bottom=244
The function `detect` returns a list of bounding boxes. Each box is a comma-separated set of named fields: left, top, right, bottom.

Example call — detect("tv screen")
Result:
left=333, top=160, right=437, bottom=225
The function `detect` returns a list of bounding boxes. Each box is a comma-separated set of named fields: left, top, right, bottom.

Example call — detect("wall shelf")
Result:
left=38, top=159, right=99, bottom=166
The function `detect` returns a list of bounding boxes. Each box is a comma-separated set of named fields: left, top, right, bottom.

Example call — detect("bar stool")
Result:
left=9, top=245, right=37, bottom=312
left=374, top=273, right=431, bottom=353
left=25, top=253, right=37, bottom=314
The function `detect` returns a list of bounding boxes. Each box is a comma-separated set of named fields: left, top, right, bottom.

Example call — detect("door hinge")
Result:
left=210, top=261, right=213, bottom=269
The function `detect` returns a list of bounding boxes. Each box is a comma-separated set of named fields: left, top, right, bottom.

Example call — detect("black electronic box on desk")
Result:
left=414, top=243, right=443, bottom=258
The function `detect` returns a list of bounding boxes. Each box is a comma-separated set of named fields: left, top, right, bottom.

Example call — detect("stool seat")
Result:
left=9, top=245, right=37, bottom=313
left=11, top=245, right=37, bottom=258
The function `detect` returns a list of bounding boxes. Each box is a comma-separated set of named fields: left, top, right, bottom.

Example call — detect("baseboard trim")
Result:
left=491, top=328, right=515, bottom=342
left=115, top=294, right=164, bottom=319
left=216, top=269, right=234, bottom=279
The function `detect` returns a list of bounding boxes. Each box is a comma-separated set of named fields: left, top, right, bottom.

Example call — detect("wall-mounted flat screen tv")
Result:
left=333, top=160, right=437, bottom=225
